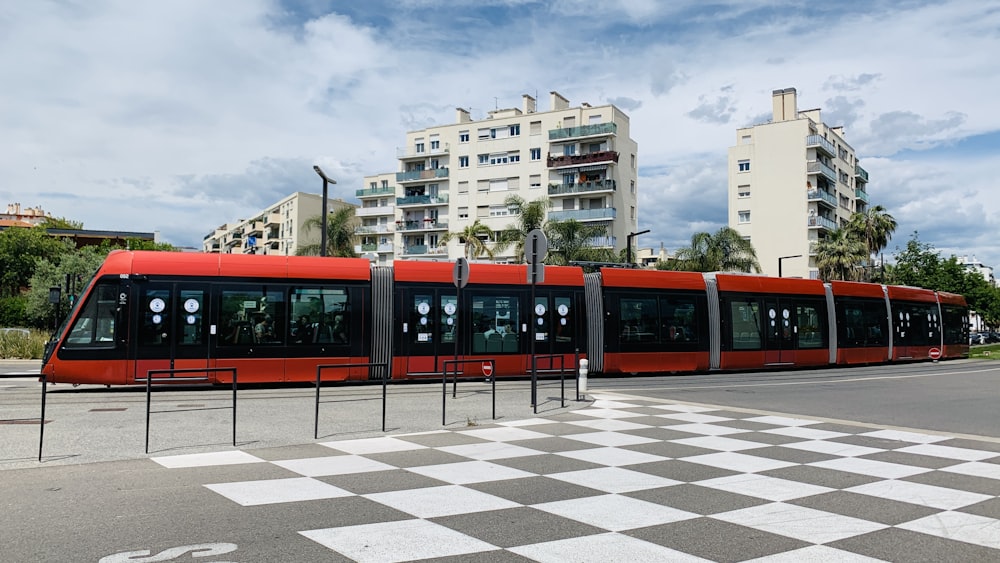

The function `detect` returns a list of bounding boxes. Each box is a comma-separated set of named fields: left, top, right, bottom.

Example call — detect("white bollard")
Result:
left=578, top=358, right=589, bottom=394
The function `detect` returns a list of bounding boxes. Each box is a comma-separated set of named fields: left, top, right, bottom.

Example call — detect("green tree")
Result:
left=544, top=219, right=608, bottom=265
left=297, top=207, right=358, bottom=258
left=440, top=220, right=496, bottom=260
left=846, top=205, right=897, bottom=281
left=0, top=227, right=70, bottom=297
left=40, top=216, right=84, bottom=230
left=814, top=227, right=868, bottom=281
left=668, top=227, right=761, bottom=273
left=496, top=195, right=547, bottom=262
left=26, top=246, right=107, bottom=328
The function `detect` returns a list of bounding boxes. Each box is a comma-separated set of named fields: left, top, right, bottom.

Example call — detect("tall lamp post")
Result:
left=778, top=254, right=802, bottom=278
left=312, top=166, right=337, bottom=257
left=626, top=229, right=650, bottom=267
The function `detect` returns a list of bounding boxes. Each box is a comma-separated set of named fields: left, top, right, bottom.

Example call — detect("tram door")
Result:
left=132, top=282, right=212, bottom=383
left=398, top=288, right=457, bottom=375
left=763, top=298, right=796, bottom=365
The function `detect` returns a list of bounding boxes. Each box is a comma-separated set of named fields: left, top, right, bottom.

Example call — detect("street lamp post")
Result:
left=778, top=254, right=802, bottom=278
left=312, top=165, right=337, bottom=257
left=626, top=229, right=650, bottom=267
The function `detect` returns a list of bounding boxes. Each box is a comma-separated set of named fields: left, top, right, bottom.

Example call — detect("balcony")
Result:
left=354, top=224, right=393, bottom=235
left=855, top=164, right=869, bottom=183
left=548, top=122, right=617, bottom=141
left=356, top=242, right=395, bottom=254
left=245, top=222, right=263, bottom=237
left=397, top=145, right=449, bottom=159
left=396, top=219, right=449, bottom=231
left=548, top=208, right=617, bottom=221
left=396, top=168, right=449, bottom=183
left=807, top=215, right=838, bottom=230
left=807, top=188, right=837, bottom=208
left=356, top=186, right=395, bottom=198
left=807, top=160, right=837, bottom=184
left=806, top=135, right=836, bottom=157
left=356, top=205, right=395, bottom=217
left=586, top=236, right=617, bottom=248
left=264, top=213, right=281, bottom=227
left=547, top=150, right=619, bottom=169
left=548, top=179, right=617, bottom=196
left=397, top=194, right=449, bottom=207
left=855, top=188, right=870, bottom=204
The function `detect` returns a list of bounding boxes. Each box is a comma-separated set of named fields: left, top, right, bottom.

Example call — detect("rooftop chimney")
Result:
left=455, top=107, right=472, bottom=123
left=550, top=91, right=570, bottom=111
left=771, top=87, right=797, bottom=122
left=522, top=94, right=536, bottom=114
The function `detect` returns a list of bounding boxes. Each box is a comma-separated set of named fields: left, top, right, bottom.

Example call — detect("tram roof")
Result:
left=393, top=260, right=584, bottom=286
left=103, top=250, right=372, bottom=281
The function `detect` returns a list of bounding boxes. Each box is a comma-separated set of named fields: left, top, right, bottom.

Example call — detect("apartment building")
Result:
left=357, top=91, right=639, bottom=263
left=728, top=88, right=871, bottom=279
left=202, top=192, right=356, bottom=255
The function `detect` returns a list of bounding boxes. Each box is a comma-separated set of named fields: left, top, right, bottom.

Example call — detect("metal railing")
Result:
left=138, top=368, right=238, bottom=454
left=441, top=359, right=496, bottom=425
left=548, top=122, right=617, bottom=140
left=314, top=362, right=389, bottom=438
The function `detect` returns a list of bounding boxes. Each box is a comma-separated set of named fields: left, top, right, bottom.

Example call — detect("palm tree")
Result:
left=846, top=205, right=898, bottom=281
left=297, top=206, right=358, bottom=257
left=672, top=227, right=761, bottom=273
left=544, top=219, right=608, bottom=265
left=814, top=228, right=868, bottom=281
left=496, top=195, right=547, bottom=262
left=440, top=219, right=496, bottom=260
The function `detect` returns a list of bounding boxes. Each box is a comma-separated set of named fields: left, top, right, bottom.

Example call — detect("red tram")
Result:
left=40, top=251, right=969, bottom=385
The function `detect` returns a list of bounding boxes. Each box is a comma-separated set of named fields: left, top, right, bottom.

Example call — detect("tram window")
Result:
left=471, top=294, right=520, bottom=354
left=411, top=294, right=435, bottom=345
left=554, top=296, right=573, bottom=343
left=942, top=306, right=967, bottom=345
left=661, top=296, right=698, bottom=343
left=290, top=288, right=349, bottom=344
left=861, top=303, right=887, bottom=346
left=66, top=284, right=118, bottom=348
left=178, top=290, right=204, bottom=346
left=620, top=297, right=657, bottom=342
left=139, top=288, right=170, bottom=347
left=731, top=300, right=762, bottom=350
left=534, top=296, right=550, bottom=344
left=796, top=303, right=824, bottom=349
left=440, top=294, right=457, bottom=343
left=219, top=286, right=287, bottom=345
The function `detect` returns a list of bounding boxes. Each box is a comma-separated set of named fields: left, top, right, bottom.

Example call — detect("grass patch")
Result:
left=0, top=329, right=49, bottom=359
left=969, top=344, right=1000, bottom=360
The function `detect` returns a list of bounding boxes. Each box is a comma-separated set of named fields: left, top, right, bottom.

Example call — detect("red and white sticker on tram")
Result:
left=482, top=362, right=494, bottom=377
left=929, top=347, right=942, bottom=360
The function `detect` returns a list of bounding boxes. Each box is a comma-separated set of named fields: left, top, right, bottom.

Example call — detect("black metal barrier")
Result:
left=441, top=359, right=496, bottom=426
left=531, top=355, right=569, bottom=414
left=38, top=375, right=48, bottom=462
left=139, top=368, right=238, bottom=454
left=315, top=363, right=389, bottom=439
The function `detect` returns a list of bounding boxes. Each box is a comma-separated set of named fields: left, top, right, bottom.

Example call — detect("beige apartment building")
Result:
left=357, top=91, right=639, bottom=263
left=728, top=88, right=870, bottom=279
left=202, top=192, right=356, bottom=255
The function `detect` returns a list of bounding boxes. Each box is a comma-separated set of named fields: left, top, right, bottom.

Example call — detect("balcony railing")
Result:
left=807, top=160, right=837, bottom=184
left=355, top=224, right=393, bottom=235
left=356, top=205, right=395, bottom=217
left=805, top=135, right=836, bottom=156
left=396, top=219, right=449, bottom=231
left=855, top=164, right=869, bottom=183
left=807, top=188, right=837, bottom=208
left=855, top=188, right=870, bottom=204
left=396, top=194, right=449, bottom=206
left=548, top=122, right=617, bottom=140
left=548, top=179, right=617, bottom=195
left=547, top=150, right=619, bottom=169
left=586, top=236, right=617, bottom=248
left=356, top=186, right=395, bottom=198
left=548, top=208, right=617, bottom=221
left=807, top=215, right=838, bottom=230
left=396, top=168, right=449, bottom=182
left=264, top=213, right=281, bottom=226
left=397, top=145, right=449, bottom=159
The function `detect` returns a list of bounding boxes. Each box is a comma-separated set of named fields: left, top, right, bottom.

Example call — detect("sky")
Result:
left=2, top=0, right=999, bottom=269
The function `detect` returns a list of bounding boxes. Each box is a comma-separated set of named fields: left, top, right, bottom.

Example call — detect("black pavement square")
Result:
left=427, top=551, right=535, bottom=563
left=248, top=443, right=350, bottom=461
left=517, top=422, right=597, bottom=436
left=626, top=483, right=768, bottom=515
left=467, top=475, right=605, bottom=506
left=937, top=438, right=1000, bottom=454
left=626, top=517, right=810, bottom=563
left=828, top=433, right=919, bottom=450
left=625, top=459, right=739, bottom=482
left=489, top=453, right=604, bottom=475
left=727, top=430, right=815, bottom=446
left=828, top=527, right=1000, bottom=563
left=395, top=431, right=492, bottom=448
left=366, top=448, right=471, bottom=468
left=431, top=506, right=606, bottom=549
left=959, top=497, right=1000, bottom=520
left=710, top=419, right=787, bottom=432
left=317, top=468, right=449, bottom=494
left=807, top=422, right=874, bottom=434
left=615, top=426, right=703, bottom=442
left=621, top=440, right=717, bottom=460
left=758, top=464, right=881, bottom=489
left=506, top=436, right=603, bottom=453
left=742, top=444, right=839, bottom=464
left=902, top=469, right=1000, bottom=496
left=859, top=449, right=962, bottom=469
left=787, top=490, right=938, bottom=525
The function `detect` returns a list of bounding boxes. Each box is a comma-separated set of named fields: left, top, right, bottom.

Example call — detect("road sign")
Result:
left=929, top=347, right=942, bottom=360
left=453, top=257, right=470, bottom=288
left=482, top=362, right=493, bottom=377
left=528, top=262, right=545, bottom=284
left=525, top=229, right=548, bottom=264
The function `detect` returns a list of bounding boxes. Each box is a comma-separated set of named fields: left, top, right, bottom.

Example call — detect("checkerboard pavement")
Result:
left=152, top=393, right=1000, bottom=562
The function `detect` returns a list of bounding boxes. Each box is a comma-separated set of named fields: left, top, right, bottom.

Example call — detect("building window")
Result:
left=630, top=180, right=635, bottom=194
left=738, top=210, right=751, bottom=223
left=369, top=181, right=377, bottom=190
left=509, top=152, right=520, bottom=163
left=529, top=121, right=541, bottom=135
left=631, top=154, right=636, bottom=169
left=459, top=131, right=469, bottom=143
left=458, top=181, right=469, bottom=193
left=458, top=207, right=468, bottom=219
left=589, top=114, right=602, bottom=124
left=490, top=179, right=509, bottom=192
left=459, top=156, right=469, bottom=168
left=381, top=179, right=388, bottom=189
left=630, top=206, right=636, bottom=220
left=741, top=135, right=752, bottom=145
left=489, top=204, right=511, bottom=217
left=415, top=142, right=425, bottom=153
left=530, top=174, right=541, bottom=189
left=530, top=148, right=541, bottom=161
left=738, top=185, right=750, bottom=198
left=430, top=140, right=440, bottom=150
left=478, top=128, right=491, bottom=140
left=478, top=154, right=489, bottom=165
left=738, top=160, right=750, bottom=172
left=509, top=124, right=520, bottom=136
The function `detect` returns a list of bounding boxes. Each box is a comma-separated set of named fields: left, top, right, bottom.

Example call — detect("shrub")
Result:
left=0, top=328, right=48, bottom=359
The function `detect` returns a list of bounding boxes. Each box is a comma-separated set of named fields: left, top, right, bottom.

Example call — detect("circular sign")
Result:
left=444, top=303, right=457, bottom=316
left=152, top=314, right=162, bottom=324
left=782, top=309, right=790, bottom=319
left=482, top=362, right=494, bottom=377
left=929, top=347, right=942, bottom=360
left=560, top=318, right=567, bottom=325
left=417, top=302, right=431, bottom=315
left=535, top=304, right=546, bottom=316
left=447, top=318, right=454, bottom=325
left=557, top=304, right=569, bottom=316
left=149, top=298, right=166, bottom=313
left=186, top=315, right=196, bottom=324
left=768, top=309, right=776, bottom=319
left=184, top=299, right=200, bottom=313
left=419, top=317, right=428, bottom=325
